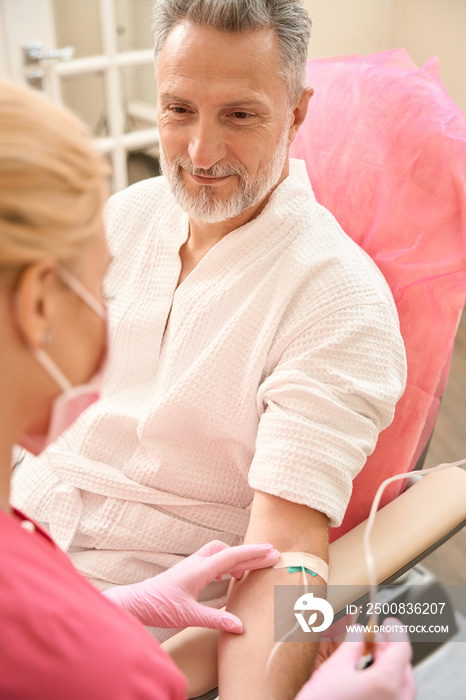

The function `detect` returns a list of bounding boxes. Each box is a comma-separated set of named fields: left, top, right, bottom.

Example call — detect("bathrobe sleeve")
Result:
left=248, top=300, right=407, bottom=527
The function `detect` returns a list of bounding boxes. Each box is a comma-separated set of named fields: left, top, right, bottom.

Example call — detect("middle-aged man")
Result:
left=12, top=0, right=406, bottom=697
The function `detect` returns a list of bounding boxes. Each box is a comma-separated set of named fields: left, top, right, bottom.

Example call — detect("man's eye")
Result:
left=169, top=107, right=189, bottom=114
left=231, top=112, right=253, bottom=120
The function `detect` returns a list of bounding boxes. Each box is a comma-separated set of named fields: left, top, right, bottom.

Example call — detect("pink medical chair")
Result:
left=290, top=47, right=466, bottom=542
left=162, top=49, right=466, bottom=697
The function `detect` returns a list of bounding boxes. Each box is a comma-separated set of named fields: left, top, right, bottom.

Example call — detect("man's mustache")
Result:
left=173, top=157, right=247, bottom=179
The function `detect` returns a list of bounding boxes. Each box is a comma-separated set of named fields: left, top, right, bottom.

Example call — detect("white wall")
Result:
left=303, top=0, right=393, bottom=59
left=391, top=0, right=466, bottom=113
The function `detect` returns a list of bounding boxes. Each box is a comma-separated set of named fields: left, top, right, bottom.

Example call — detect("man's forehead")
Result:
left=156, top=22, right=284, bottom=96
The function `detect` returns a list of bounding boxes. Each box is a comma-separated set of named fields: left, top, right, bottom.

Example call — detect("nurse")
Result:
left=0, top=79, right=279, bottom=700
left=0, top=80, right=414, bottom=699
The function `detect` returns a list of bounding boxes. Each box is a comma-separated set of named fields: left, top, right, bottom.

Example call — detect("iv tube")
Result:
left=363, top=457, right=466, bottom=628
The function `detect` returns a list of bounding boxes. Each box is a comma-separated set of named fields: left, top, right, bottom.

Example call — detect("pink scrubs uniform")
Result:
left=0, top=509, right=187, bottom=700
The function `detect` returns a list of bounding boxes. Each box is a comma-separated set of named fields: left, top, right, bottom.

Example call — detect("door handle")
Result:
left=23, top=41, right=76, bottom=65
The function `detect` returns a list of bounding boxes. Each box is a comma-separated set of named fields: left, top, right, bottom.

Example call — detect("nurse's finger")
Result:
left=194, top=540, right=231, bottom=558
left=399, top=664, right=417, bottom=700
left=372, top=638, right=412, bottom=677
left=200, top=542, right=279, bottom=580
left=229, top=550, right=282, bottom=579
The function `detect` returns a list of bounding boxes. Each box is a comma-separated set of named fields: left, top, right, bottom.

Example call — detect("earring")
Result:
left=43, top=331, right=53, bottom=347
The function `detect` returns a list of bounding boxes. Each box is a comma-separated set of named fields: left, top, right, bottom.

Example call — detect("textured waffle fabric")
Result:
left=11, top=160, right=406, bottom=640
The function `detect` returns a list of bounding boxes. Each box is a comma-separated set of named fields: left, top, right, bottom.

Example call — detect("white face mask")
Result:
left=19, top=267, right=107, bottom=455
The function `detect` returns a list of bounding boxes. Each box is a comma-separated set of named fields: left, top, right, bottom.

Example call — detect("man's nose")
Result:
left=188, top=117, right=228, bottom=170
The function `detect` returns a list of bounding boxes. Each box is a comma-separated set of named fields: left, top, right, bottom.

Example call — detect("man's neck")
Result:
left=188, top=197, right=265, bottom=252
left=179, top=193, right=271, bottom=286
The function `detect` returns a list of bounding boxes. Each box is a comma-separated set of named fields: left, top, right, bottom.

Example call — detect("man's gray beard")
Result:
left=159, top=128, right=289, bottom=224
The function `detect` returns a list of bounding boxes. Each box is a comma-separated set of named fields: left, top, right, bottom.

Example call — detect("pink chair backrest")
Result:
left=290, top=48, right=466, bottom=541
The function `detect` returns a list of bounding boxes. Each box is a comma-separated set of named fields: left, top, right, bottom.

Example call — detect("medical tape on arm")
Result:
left=273, top=551, right=328, bottom=583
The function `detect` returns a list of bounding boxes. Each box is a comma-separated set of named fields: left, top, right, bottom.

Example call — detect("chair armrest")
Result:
left=161, top=626, right=220, bottom=698
left=328, top=467, right=466, bottom=613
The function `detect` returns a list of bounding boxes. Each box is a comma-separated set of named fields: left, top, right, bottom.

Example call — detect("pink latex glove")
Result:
left=104, top=540, right=279, bottom=633
left=295, top=618, right=416, bottom=700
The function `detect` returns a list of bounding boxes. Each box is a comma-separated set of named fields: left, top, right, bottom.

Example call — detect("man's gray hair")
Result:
left=152, top=0, right=312, bottom=104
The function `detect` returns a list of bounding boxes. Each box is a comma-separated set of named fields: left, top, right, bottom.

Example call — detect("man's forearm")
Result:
left=218, top=566, right=323, bottom=699
left=217, top=491, right=329, bottom=699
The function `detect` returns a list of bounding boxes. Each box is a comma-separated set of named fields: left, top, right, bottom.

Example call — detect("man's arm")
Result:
left=218, top=490, right=328, bottom=700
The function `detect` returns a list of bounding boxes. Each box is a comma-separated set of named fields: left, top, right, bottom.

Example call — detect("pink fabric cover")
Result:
left=290, top=48, right=466, bottom=541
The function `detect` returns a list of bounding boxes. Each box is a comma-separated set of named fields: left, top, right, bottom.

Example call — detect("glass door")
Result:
left=0, top=0, right=159, bottom=191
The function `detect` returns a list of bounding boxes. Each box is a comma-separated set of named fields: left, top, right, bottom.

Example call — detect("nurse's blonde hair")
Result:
left=0, top=80, right=109, bottom=271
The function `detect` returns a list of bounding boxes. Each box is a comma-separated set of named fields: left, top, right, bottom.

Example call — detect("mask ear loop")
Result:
left=33, top=347, right=73, bottom=392
left=363, top=457, right=466, bottom=655
left=58, top=267, right=106, bottom=320
left=265, top=566, right=309, bottom=700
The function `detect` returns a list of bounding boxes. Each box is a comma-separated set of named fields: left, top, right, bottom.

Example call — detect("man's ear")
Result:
left=288, top=87, right=314, bottom=146
left=14, top=261, right=58, bottom=350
